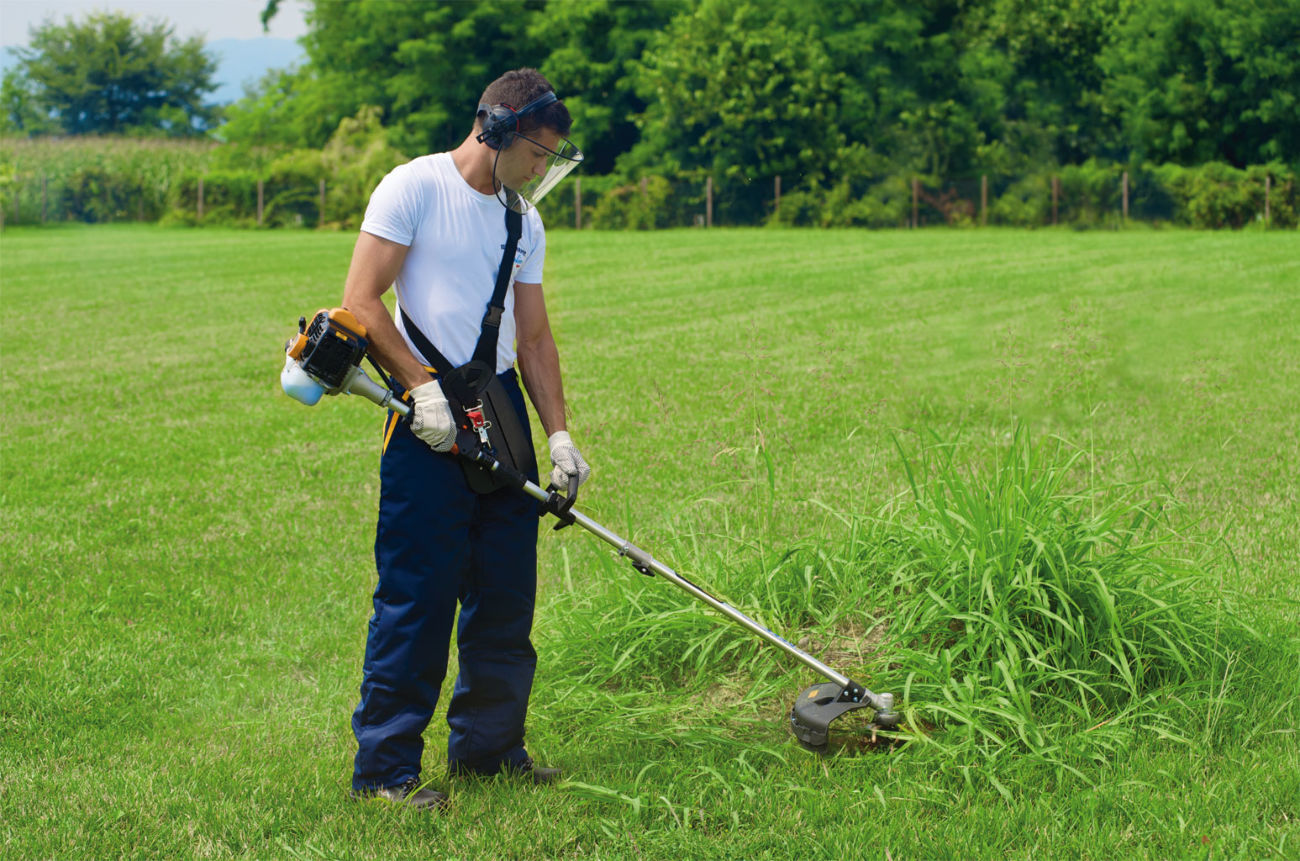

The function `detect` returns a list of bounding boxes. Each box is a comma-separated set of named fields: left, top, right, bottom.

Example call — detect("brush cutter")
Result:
left=280, top=309, right=900, bottom=751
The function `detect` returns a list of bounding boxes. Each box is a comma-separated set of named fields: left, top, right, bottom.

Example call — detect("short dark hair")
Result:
left=476, top=68, right=572, bottom=137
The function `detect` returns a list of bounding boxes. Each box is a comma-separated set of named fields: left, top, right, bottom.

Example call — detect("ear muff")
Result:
left=476, top=90, right=558, bottom=150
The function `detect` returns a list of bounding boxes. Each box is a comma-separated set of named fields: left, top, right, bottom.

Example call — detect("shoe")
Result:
left=513, top=757, right=561, bottom=785
left=350, top=777, right=449, bottom=811
left=450, top=757, right=561, bottom=785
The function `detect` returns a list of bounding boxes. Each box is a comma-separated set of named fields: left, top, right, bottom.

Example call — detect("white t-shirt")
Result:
left=360, top=152, right=546, bottom=374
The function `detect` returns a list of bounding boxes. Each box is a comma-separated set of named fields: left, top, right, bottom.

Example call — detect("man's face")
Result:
left=497, top=125, right=563, bottom=190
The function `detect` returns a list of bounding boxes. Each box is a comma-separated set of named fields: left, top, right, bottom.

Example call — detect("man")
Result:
left=341, top=68, right=589, bottom=811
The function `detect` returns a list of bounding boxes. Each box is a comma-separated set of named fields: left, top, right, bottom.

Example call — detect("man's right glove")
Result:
left=547, top=430, right=591, bottom=490
left=409, top=380, right=456, bottom=452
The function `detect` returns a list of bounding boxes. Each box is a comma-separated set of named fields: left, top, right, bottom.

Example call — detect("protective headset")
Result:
left=475, top=91, right=558, bottom=151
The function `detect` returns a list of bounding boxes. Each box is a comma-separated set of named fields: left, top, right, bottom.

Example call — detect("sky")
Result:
left=0, top=0, right=309, bottom=47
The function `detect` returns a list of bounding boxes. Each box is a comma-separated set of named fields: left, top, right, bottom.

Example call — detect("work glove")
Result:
left=547, top=430, right=591, bottom=491
left=409, top=380, right=457, bottom=453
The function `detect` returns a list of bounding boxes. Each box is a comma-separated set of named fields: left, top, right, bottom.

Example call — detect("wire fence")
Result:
left=553, top=167, right=1294, bottom=230
left=1, top=163, right=1294, bottom=230
left=0, top=172, right=338, bottom=229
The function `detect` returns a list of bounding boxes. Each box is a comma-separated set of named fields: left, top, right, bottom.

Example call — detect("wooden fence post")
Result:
left=1051, top=175, right=1059, bottom=226
left=640, top=176, right=648, bottom=196
left=980, top=174, right=987, bottom=226
left=257, top=178, right=264, bottom=227
left=1122, top=170, right=1129, bottom=222
left=1265, top=174, right=1271, bottom=227
left=197, top=176, right=204, bottom=222
left=574, top=178, right=581, bottom=230
left=706, top=176, right=713, bottom=228
left=42, top=175, right=48, bottom=223
left=319, top=179, right=326, bottom=226
left=774, top=175, right=781, bottom=218
left=911, top=177, right=919, bottom=228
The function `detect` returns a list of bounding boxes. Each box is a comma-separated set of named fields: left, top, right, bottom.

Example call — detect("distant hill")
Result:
left=208, top=37, right=305, bottom=105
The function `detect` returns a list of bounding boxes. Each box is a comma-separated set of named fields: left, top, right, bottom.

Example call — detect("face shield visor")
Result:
left=494, top=132, right=584, bottom=214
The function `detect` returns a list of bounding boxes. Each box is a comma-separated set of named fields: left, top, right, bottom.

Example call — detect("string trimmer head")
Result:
left=791, top=681, right=898, bottom=750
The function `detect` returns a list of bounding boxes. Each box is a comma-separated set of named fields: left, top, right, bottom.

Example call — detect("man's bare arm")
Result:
left=513, top=281, right=566, bottom=438
left=341, top=231, right=430, bottom=391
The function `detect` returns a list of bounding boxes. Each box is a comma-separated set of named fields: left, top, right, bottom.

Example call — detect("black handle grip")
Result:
left=540, top=475, right=579, bottom=530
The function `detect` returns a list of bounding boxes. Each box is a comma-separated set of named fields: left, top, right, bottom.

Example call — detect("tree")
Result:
left=533, top=0, right=685, bottom=174
left=288, top=0, right=550, bottom=154
left=249, top=0, right=680, bottom=163
left=219, top=67, right=334, bottom=149
left=950, top=0, right=1130, bottom=169
left=627, top=0, right=845, bottom=181
left=0, top=68, right=58, bottom=135
left=6, top=12, right=217, bottom=136
left=1101, top=0, right=1300, bottom=165
left=814, top=0, right=997, bottom=178
left=249, top=0, right=1300, bottom=182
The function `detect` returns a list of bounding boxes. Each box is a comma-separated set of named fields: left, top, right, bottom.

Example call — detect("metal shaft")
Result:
left=516, top=479, right=852, bottom=689
left=337, top=372, right=860, bottom=694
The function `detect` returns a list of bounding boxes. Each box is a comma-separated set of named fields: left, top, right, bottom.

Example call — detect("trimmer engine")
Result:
left=286, top=308, right=368, bottom=392
left=281, top=308, right=405, bottom=413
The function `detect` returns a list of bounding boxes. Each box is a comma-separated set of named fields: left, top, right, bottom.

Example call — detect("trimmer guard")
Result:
left=790, top=681, right=896, bottom=750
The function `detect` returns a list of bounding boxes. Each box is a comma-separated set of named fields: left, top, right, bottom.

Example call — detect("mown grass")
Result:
left=1, top=225, right=1297, bottom=859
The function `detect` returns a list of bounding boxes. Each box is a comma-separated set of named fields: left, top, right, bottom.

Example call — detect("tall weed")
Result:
left=542, top=425, right=1267, bottom=786
left=872, top=429, right=1260, bottom=779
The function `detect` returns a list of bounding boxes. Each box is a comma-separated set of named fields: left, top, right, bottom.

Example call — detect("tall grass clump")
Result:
left=539, top=439, right=898, bottom=705
left=876, top=429, right=1261, bottom=782
left=538, top=426, right=1271, bottom=790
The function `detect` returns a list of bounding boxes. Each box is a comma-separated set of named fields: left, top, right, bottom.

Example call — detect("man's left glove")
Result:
left=547, top=430, right=591, bottom=490
left=409, top=380, right=457, bottom=453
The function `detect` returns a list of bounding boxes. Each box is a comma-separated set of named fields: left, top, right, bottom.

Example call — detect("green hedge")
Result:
left=761, top=161, right=1296, bottom=230
left=1155, top=163, right=1296, bottom=229
left=4, top=133, right=1294, bottom=231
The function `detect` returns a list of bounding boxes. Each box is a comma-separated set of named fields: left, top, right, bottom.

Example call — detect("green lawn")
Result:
left=1, top=224, right=1297, bottom=859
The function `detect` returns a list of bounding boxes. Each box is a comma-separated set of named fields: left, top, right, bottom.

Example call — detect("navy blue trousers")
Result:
left=351, top=369, right=540, bottom=791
